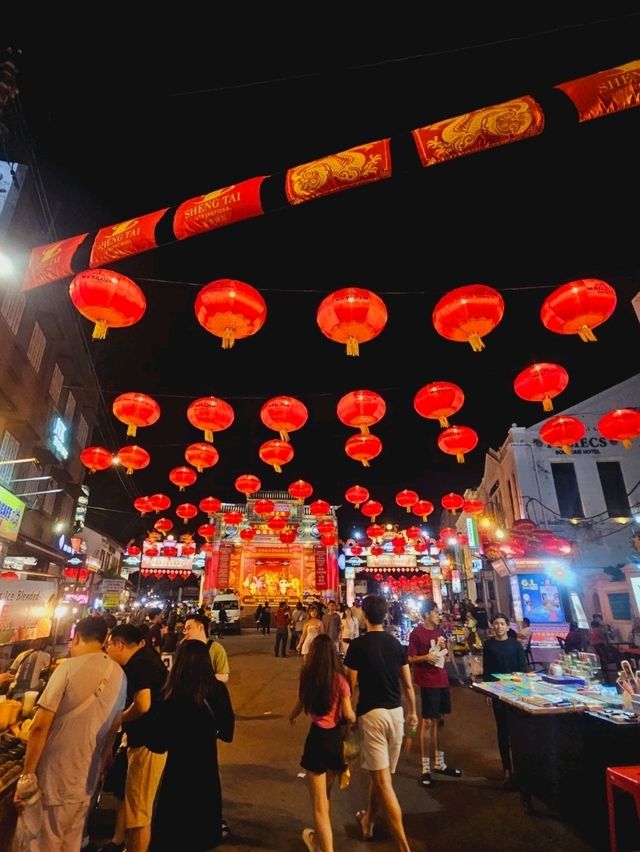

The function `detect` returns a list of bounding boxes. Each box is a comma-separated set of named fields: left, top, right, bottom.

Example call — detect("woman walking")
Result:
left=340, top=606, right=358, bottom=655
left=297, top=604, right=324, bottom=658
left=289, top=634, right=356, bottom=852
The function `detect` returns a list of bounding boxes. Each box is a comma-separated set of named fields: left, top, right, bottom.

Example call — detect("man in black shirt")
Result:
left=482, top=612, right=528, bottom=790
left=470, top=598, right=489, bottom=637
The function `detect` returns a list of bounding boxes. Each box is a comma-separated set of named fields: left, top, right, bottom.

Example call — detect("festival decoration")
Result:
left=187, top=397, right=235, bottom=443
left=345, top=485, right=369, bottom=509
left=316, top=287, right=388, bottom=356
left=185, top=442, right=219, bottom=473
left=432, top=284, right=504, bottom=351
left=463, top=499, right=485, bottom=515
left=345, top=433, right=382, bottom=467
left=133, top=496, right=154, bottom=516
left=268, top=517, right=287, bottom=532
left=150, top=494, right=171, bottom=513
left=317, top=520, right=336, bottom=535
left=197, top=524, right=216, bottom=540
left=597, top=408, right=640, bottom=448
left=320, top=533, right=337, bottom=547
left=79, top=446, right=112, bottom=474
left=235, top=474, right=262, bottom=497
left=337, top=390, right=386, bottom=433
left=194, top=278, right=267, bottom=349
left=441, top=492, right=464, bottom=512
left=259, top=439, right=294, bottom=473
left=366, top=524, right=385, bottom=539
left=413, top=500, right=434, bottom=520
left=513, top=363, right=569, bottom=412
left=154, top=517, right=173, bottom=534
left=176, top=503, right=198, bottom=524
left=539, top=415, right=586, bottom=454
left=288, top=480, right=313, bottom=500
left=199, top=496, right=221, bottom=518
left=117, top=445, right=150, bottom=475
left=169, top=466, right=198, bottom=491
left=254, top=499, right=275, bottom=516
left=280, top=530, right=297, bottom=544
left=370, top=546, right=383, bottom=557
left=112, top=392, right=160, bottom=437
left=540, top=278, right=617, bottom=342
left=406, top=526, right=422, bottom=540
left=260, top=396, right=308, bottom=441
left=413, top=381, right=464, bottom=427
left=396, top=490, right=419, bottom=513
left=224, top=511, right=243, bottom=526
left=437, top=425, right=479, bottom=463
left=240, top=527, right=256, bottom=541
left=310, top=499, right=331, bottom=516
left=69, top=269, right=146, bottom=339
left=361, top=500, right=383, bottom=522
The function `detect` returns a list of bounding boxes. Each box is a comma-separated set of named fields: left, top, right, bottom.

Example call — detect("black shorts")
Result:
left=420, top=687, right=452, bottom=719
left=300, top=722, right=346, bottom=774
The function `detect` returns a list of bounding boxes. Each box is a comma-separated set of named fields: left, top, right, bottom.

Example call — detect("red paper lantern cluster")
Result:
left=235, top=474, right=262, bottom=497
left=441, top=492, right=464, bottom=512
left=437, top=425, right=478, bottom=463
left=396, top=490, right=418, bottom=513
left=345, top=485, right=369, bottom=509
left=345, top=433, right=382, bottom=467
left=150, top=494, right=171, bottom=513
left=513, top=363, right=569, bottom=412
left=361, top=500, right=383, bottom=522
left=176, top=503, right=197, bottom=524
left=414, top=381, right=464, bottom=427
left=169, top=466, right=198, bottom=491
left=80, top=446, right=112, bottom=474
left=199, top=496, right=221, bottom=518
left=337, top=390, right=386, bottom=434
left=187, top=397, right=235, bottom=443
left=413, top=500, right=434, bottom=521
left=597, top=408, right=640, bottom=448
left=288, top=480, right=313, bottom=500
left=260, top=396, right=308, bottom=441
left=310, top=499, right=331, bottom=516
left=185, top=443, right=219, bottom=473
left=69, top=268, right=146, bottom=339
left=259, top=439, right=294, bottom=473
left=433, top=284, right=504, bottom=352
left=539, top=415, right=586, bottom=454
left=134, top=496, right=154, bottom=516
left=540, top=278, right=617, bottom=343
left=112, top=392, right=160, bottom=437
left=195, top=278, right=267, bottom=349
left=118, top=445, right=150, bottom=475
left=317, top=287, right=388, bottom=356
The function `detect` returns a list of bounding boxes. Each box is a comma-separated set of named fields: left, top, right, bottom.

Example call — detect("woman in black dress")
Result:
left=151, top=640, right=234, bottom=851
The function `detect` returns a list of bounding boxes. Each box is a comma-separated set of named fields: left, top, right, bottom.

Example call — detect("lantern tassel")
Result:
left=183, top=518, right=188, bottom=524
left=346, top=336, right=360, bottom=357
left=578, top=325, right=598, bottom=343
left=222, top=327, right=236, bottom=349
left=406, top=507, right=411, bottom=513
left=89, top=468, right=96, bottom=475
left=359, top=425, right=370, bottom=434
left=623, top=438, right=632, bottom=449
left=543, top=397, right=553, bottom=412
left=456, top=453, right=465, bottom=463
left=127, top=424, right=137, bottom=437
left=279, top=430, right=290, bottom=442
left=467, top=333, right=485, bottom=352
left=360, top=459, right=370, bottom=467
left=179, top=485, right=185, bottom=492
left=561, top=444, right=573, bottom=455
left=273, top=463, right=282, bottom=474
left=92, top=320, right=109, bottom=340
left=439, top=416, right=450, bottom=428
left=196, top=465, right=203, bottom=473
left=204, top=430, right=214, bottom=442
left=355, top=502, right=361, bottom=509
left=126, top=467, right=133, bottom=475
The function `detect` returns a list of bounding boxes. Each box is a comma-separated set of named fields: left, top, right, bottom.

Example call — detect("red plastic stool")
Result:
left=606, top=765, right=640, bottom=852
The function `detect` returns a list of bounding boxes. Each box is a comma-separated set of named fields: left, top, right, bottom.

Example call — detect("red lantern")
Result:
left=268, top=517, right=287, bottom=532
left=463, top=499, right=485, bottom=515
left=540, top=278, right=617, bottom=343
left=0, top=571, right=18, bottom=579
left=235, top=474, right=262, bottom=497
left=540, top=415, right=586, bottom=454
left=396, top=490, right=419, bottom=513
left=197, top=523, right=216, bottom=540
left=126, top=545, right=141, bottom=556
left=224, top=511, right=243, bottom=526
left=437, top=425, right=478, bottom=463
left=181, top=545, right=196, bottom=556
left=414, top=381, right=464, bottom=427
left=366, top=524, right=385, bottom=539
left=260, top=396, right=308, bottom=441
left=154, top=517, right=173, bottom=534
left=361, top=500, right=383, bottom=522
left=406, top=526, right=422, bottom=540
left=133, top=496, right=154, bottom=516
left=195, top=278, right=267, bottom=349
left=320, top=533, right=337, bottom=547
left=254, top=498, right=275, bottom=517
left=350, top=544, right=362, bottom=556
left=317, top=520, right=336, bottom=535
left=393, top=545, right=405, bottom=555
left=162, top=544, right=178, bottom=558
left=240, top=527, right=256, bottom=541
left=69, top=268, right=146, bottom=339
left=80, top=446, right=112, bottom=474
left=440, top=527, right=457, bottom=540
left=514, top=363, right=569, bottom=412
left=597, top=409, right=640, bottom=449
left=345, top=433, right=382, bottom=467
left=337, top=390, right=386, bottom=434
left=310, top=500, right=331, bottom=516
left=185, top=443, right=219, bottom=473
left=413, top=500, right=434, bottom=521
left=280, top=530, right=297, bottom=544
left=117, top=445, right=150, bottom=475
left=316, top=287, right=388, bottom=356
left=176, top=503, right=198, bottom=524
left=288, top=480, right=313, bottom=501
left=187, top=397, right=234, bottom=443
left=199, top=496, right=221, bottom=518
left=371, top=547, right=383, bottom=558
left=345, top=485, right=369, bottom=509
left=433, top=284, right=504, bottom=352
left=441, top=492, right=464, bottom=512
left=112, top=392, right=160, bottom=438
left=169, top=466, right=198, bottom=491
left=413, top=539, right=428, bottom=553
left=150, top=493, right=171, bottom=513
left=259, top=439, right=294, bottom=473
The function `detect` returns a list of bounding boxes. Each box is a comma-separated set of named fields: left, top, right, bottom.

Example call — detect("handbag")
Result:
left=343, top=725, right=360, bottom=763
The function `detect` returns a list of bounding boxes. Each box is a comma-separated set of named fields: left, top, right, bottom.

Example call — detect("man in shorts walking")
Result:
left=344, top=595, right=417, bottom=852
left=408, top=600, right=462, bottom=788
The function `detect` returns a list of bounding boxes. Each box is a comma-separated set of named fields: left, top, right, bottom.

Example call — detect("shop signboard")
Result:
left=367, top=553, right=417, bottom=568
left=517, top=573, right=565, bottom=623
left=0, top=580, right=56, bottom=644
left=314, top=545, right=328, bottom=590
left=0, top=484, right=25, bottom=543
left=217, top=542, right=233, bottom=589
left=451, top=569, right=461, bottom=594
left=344, top=565, right=356, bottom=580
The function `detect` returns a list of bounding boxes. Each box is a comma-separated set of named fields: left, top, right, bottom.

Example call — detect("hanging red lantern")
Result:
left=187, top=397, right=235, bottom=443
left=181, top=544, right=196, bottom=556
left=437, top=425, right=478, bottom=463
left=195, top=278, right=267, bottom=349
left=80, top=446, right=112, bottom=474
left=254, top=498, right=275, bottom=517
left=310, top=499, right=331, bottom=516
left=345, top=485, right=369, bottom=509
left=268, top=517, right=287, bottom=532
left=112, top=392, right=160, bottom=438
left=597, top=409, right=640, bottom=448
left=69, top=268, right=146, bottom=339
left=440, top=527, right=457, bottom=540
left=366, top=523, right=385, bottom=539
left=162, top=544, right=178, bottom=558
left=414, top=381, right=464, bottom=427
left=126, top=545, right=141, bottom=557
left=197, top=523, right=216, bottom=540
left=396, top=490, right=419, bottom=513
left=393, top=545, right=406, bottom=556
left=413, top=539, right=428, bottom=553
left=133, top=496, right=154, bottom=516
left=224, top=511, right=243, bottom=526
left=280, top=530, right=297, bottom=544
left=316, top=287, right=388, bottom=356
left=176, top=503, right=198, bottom=524
left=458, top=534, right=469, bottom=546
left=288, top=480, right=313, bottom=501
left=345, top=433, right=382, bottom=467
left=413, top=500, right=435, bottom=521
left=185, top=443, right=219, bottom=473
left=371, top=547, right=384, bottom=558
left=150, top=493, right=171, bottom=513
left=260, top=396, right=308, bottom=441
left=406, top=526, right=422, bottom=540
left=117, top=445, right=150, bottom=475
left=199, top=496, right=221, bottom=518
left=361, top=500, right=383, bottom=522
left=441, top=492, right=464, bottom=512
left=240, top=527, right=256, bottom=541
left=463, top=499, right=485, bottom=515
left=350, top=544, right=362, bottom=556
left=513, top=363, right=569, bottom=412
left=392, top=535, right=406, bottom=548
left=169, top=466, right=198, bottom=491
left=320, top=533, right=337, bottom=547
left=540, top=415, right=586, bottom=454
left=259, top=439, right=294, bottom=473
left=235, top=474, right=262, bottom=497
left=433, top=284, right=504, bottom=351
left=337, top=390, right=386, bottom=434
left=154, top=517, right=173, bottom=534
left=317, top=520, right=336, bottom=535
left=540, top=278, right=617, bottom=343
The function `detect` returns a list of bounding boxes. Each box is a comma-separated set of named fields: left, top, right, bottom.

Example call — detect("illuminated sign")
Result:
left=57, top=535, right=74, bottom=554
left=74, top=484, right=90, bottom=530
left=466, top=517, right=478, bottom=547
left=49, top=416, right=70, bottom=460
left=368, top=553, right=417, bottom=568
left=345, top=565, right=356, bottom=580
left=0, top=484, right=26, bottom=543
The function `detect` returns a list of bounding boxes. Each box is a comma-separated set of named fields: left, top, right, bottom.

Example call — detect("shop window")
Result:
left=26, top=322, right=46, bottom=373
left=49, top=363, right=64, bottom=406
left=551, top=462, right=584, bottom=518
left=597, top=461, right=631, bottom=518
left=0, top=429, right=20, bottom=484
left=77, top=415, right=89, bottom=448
left=1, top=289, right=25, bottom=334
left=608, top=592, right=632, bottom=621
left=64, top=390, right=76, bottom=425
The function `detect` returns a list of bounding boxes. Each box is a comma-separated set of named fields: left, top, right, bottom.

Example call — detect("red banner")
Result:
left=314, top=545, right=328, bottom=590
left=412, top=96, right=544, bottom=168
left=285, top=139, right=391, bottom=205
left=173, top=176, right=266, bottom=240
left=556, top=59, right=640, bottom=122
left=90, top=209, right=168, bottom=267
left=217, top=542, right=233, bottom=590
left=22, top=233, right=89, bottom=291
left=204, top=552, right=218, bottom=593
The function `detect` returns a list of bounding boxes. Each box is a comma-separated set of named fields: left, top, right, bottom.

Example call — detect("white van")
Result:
left=211, top=593, right=241, bottom=634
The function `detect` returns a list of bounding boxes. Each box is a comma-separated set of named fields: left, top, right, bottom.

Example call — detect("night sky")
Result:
left=6, top=13, right=640, bottom=545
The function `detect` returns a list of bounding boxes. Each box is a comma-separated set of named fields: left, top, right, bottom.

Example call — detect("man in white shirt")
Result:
left=517, top=617, right=533, bottom=648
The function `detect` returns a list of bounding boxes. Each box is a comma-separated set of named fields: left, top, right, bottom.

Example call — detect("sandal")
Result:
left=433, top=765, right=462, bottom=777
left=356, top=810, right=374, bottom=840
left=419, top=771, right=433, bottom=787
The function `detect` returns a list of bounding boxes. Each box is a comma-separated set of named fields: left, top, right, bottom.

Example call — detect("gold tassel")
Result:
left=204, top=430, right=214, bottom=443
left=456, top=453, right=465, bottom=463
left=577, top=325, right=597, bottom=343
left=543, top=397, right=553, bottom=412
left=439, top=416, right=450, bottom=428
left=92, top=320, right=108, bottom=339
left=279, top=430, right=290, bottom=442
left=196, top=465, right=203, bottom=473
left=274, top=463, right=282, bottom=473
left=127, top=423, right=137, bottom=437
left=222, top=328, right=236, bottom=349
left=623, top=438, right=632, bottom=449
left=562, top=444, right=573, bottom=455
left=126, top=467, right=133, bottom=475
left=359, top=425, right=370, bottom=434
left=361, top=459, right=370, bottom=467
left=179, top=485, right=185, bottom=492
left=467, top=333, right=485, bottom=352
left=346, top=336, right=360, bottom=356
left=406, top=507, right=411, bottom=513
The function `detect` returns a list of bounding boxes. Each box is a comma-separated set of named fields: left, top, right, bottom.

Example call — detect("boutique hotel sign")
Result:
left=0, top=484, right=26, bottom=543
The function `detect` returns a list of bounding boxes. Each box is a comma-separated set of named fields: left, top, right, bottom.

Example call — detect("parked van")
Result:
left=212, top=593, right=241, bottom=634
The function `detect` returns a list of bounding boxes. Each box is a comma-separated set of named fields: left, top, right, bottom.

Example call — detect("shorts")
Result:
left=125, top=746, right=167, bottom=828
left=358, top=706, right=404, bottom=773
left=420, top=686, right=452, bottom=719
left=300, top=722, right=346, bottom=774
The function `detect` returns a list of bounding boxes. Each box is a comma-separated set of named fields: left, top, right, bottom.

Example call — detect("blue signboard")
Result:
left=517, top=573, right=565, bottom=624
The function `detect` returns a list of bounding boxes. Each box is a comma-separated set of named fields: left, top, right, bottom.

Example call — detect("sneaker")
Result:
left=302, top=827, right=317, bottom=851
left=433, top=764, right=462, bottom=777
left=419, top=771, right=433, bottom=787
